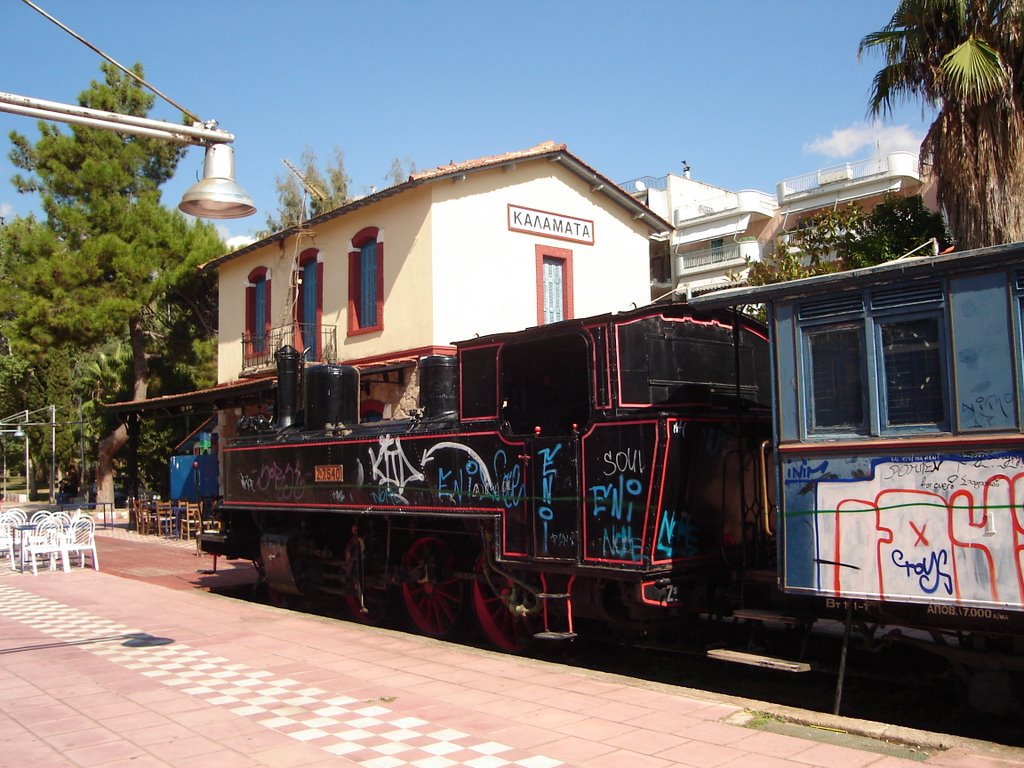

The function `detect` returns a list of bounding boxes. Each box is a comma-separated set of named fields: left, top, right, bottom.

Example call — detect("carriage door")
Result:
left=528, top=434, right=579, bottom=560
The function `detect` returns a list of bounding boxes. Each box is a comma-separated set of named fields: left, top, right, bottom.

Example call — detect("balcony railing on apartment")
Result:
left=777, top=151, right=919, bottom=200
left=673, top=189, right=777, bottom=226
left=241, top=323, right=338, bottom=374
left=676, top=241, right=759, bottom=272
left=618, top=175, right=668, bottom=194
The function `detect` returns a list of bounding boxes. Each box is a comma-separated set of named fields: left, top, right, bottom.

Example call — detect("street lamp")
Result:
left=1, top=406, right=58, bottom=504
left=0, top=1, right=255, bottom=220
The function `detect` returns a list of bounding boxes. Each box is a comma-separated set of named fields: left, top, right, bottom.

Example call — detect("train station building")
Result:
left=199, top=141, right=670, bottom=426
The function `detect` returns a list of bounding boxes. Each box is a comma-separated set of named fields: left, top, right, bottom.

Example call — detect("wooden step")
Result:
left=533, top=631, right=578, bottom=641
left=706, top=648, right=811, bottom=672
left=730, top=608, right=813, bottom=626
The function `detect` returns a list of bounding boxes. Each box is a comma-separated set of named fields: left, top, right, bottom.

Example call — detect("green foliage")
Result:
left=385, top=156, right=417, bottom=187
left=859, top=0, right=1024, bottom=248
left=262, top=146, right=351, bottom=234
left=1, top=62, right=224, bottom=497
left=748, top=194, right=950, bottom=287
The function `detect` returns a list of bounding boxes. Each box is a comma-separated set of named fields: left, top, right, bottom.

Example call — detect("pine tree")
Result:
left=2, top=62, right=223, bottom=505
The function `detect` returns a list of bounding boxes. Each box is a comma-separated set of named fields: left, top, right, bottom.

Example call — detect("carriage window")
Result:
left=879, top=317, right=945, bottom=427
left=798, top=285, right=949, bottom=439
left=806, top=325, right=865, bottom=433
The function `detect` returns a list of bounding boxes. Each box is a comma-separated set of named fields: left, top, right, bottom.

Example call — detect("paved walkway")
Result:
left=0, top=524, right=1021, bottom=767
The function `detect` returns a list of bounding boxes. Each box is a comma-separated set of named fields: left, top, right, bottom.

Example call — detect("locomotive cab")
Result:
left=498, top=333, right=591, bottom=437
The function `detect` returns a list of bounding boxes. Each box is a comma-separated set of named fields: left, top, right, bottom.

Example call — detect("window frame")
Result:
left=296, top=248, right=323, bottom=357
left=874, top=312, right=949, bottom=432
left=801, top=321, right=868, bottom=436
left=244, top=266, right=271, bottom=360
left=348, top=227, right=384, bottom=336
left=797, top=289, right=950, bottom=439
left=535, top=244, right=574, bottom=326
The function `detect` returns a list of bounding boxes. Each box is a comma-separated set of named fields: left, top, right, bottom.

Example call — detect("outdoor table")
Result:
left=14, top=523, right=36, bottom=572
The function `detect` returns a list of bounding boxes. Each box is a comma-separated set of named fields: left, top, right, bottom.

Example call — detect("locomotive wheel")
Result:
left=472, top=556, right=536, bottom=652
left=400, top=535, right=464, bottom=638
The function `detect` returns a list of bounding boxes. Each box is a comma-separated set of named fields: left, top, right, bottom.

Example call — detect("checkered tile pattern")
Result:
left=0, top=583, right=561, bottom=767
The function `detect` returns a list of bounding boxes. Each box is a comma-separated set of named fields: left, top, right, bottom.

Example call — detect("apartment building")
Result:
left=622, top=150, right=932, bottom=298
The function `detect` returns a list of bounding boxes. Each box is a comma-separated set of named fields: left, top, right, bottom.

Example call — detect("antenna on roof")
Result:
left=283, top=158, right=326, bottom=202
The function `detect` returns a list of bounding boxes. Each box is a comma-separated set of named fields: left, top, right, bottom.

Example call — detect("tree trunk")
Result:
left=94, top=316, right=149, bottom=518
left=930, top=100, right=1024, bottom=250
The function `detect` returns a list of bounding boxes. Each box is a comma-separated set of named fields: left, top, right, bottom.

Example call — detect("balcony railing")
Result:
left=777, top=151, right=920, bottom=201
left=673, top=189, right=777, bottom=226
left=241, top=322, right=338, bottom=374
left=618, top=175, right=668, bottom=194
left=675, top=240, right=760, bottom=272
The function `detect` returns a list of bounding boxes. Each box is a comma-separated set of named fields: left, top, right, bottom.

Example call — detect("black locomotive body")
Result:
left=207, top=303, right=773, bottom=649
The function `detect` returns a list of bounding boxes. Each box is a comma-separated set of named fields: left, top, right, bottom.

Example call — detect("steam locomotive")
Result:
left=204, top=302, right=774, bottom=650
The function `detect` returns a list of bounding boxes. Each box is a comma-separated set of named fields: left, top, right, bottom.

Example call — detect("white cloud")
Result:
left=0, top=202, right=13, bottom=221
left=804, top=122, right=923, bottom=159
left=225, top=233, right=257, bottom=251
left=213, top=224, right=258, bottom=251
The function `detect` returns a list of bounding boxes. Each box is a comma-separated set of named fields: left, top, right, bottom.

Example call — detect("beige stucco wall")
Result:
left=216, top=159, right=653, bottom=384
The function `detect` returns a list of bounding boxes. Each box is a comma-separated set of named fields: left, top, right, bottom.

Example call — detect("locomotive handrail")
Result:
left=759, top=440, right=773, bottom=537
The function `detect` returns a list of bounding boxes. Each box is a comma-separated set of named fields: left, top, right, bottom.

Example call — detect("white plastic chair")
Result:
left=22, top=519, right=69, bottom=574
left=2, top=509, right=28, bottom=570
left=65, top=514, right=99, bottom=570
left=0, top=511, right=18, bottom=569
left=28, top=509, right=53, bottom=526
left=5, top=508, right=26, bottom=524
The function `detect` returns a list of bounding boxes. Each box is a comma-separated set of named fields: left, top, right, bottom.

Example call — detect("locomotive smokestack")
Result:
left=275, top=345, right=300, bottom=429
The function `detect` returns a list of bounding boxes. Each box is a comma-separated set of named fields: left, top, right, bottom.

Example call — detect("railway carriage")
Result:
left=691, top=241, right=1024, bottom=695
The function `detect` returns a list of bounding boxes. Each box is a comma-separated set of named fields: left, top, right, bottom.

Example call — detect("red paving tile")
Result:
left=0, top=524, right=1019, bottom=768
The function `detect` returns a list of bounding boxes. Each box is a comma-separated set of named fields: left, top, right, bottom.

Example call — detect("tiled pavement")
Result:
left=0, top=523, right=1022, bottom=767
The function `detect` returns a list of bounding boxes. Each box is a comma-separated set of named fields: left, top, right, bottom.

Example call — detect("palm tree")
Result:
left=860, top=0, right=1024, bottom=249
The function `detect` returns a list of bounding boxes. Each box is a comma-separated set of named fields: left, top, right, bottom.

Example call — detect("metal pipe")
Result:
left=0, top=92, right=234, bottom=145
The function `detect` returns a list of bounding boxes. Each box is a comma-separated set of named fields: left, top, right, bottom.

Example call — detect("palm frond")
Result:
left=940, top=36, right=1007, bottom=103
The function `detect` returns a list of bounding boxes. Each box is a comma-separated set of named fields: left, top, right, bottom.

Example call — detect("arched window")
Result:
left=245, top=267, right=271, bottom=359
left=348, top=227, right=384, bottom=335
left=296, top=248, right=323, bottom=356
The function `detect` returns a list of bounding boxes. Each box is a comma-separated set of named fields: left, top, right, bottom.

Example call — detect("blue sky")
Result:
left=0, top=1, right=934, bottom=248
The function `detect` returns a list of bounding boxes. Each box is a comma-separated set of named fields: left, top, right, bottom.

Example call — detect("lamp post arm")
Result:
left=0, top=91, right=234, bottom=146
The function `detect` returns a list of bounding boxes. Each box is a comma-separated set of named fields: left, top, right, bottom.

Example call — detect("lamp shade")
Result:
left=178, top=144, right=256, bottom=219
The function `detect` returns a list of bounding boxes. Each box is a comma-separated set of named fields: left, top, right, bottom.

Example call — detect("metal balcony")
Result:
left=241, top=323, right=337, bottom=374
left=675, top=239, right=761, bottom=273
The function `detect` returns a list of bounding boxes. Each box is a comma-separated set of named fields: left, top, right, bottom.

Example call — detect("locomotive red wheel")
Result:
left=400, top=535, right=464, bottom=638
left=472, top=556, right=536, bottom=652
